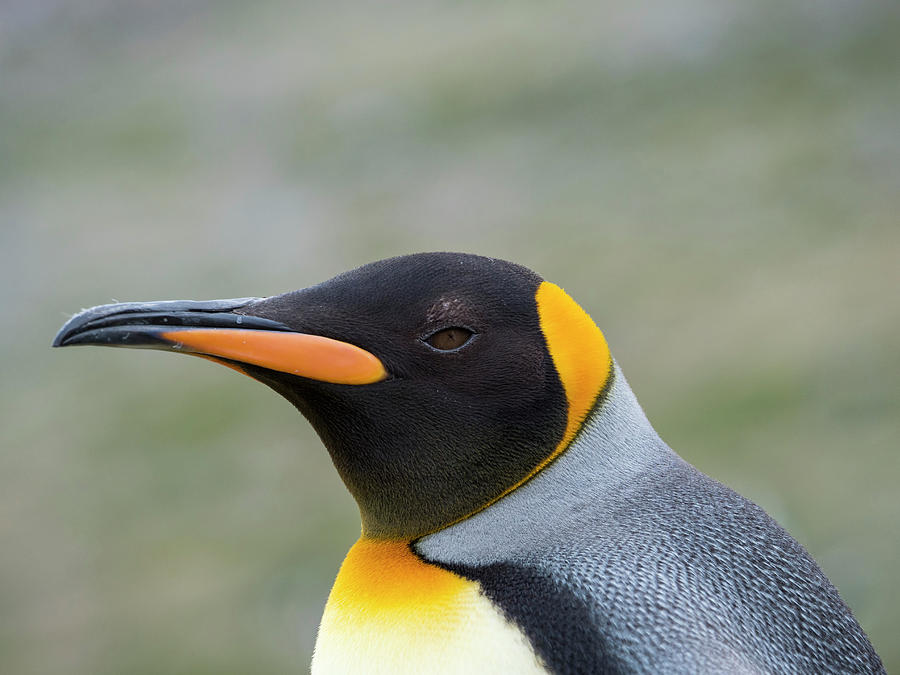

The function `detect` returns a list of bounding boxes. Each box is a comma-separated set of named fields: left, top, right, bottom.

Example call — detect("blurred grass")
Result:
left=1, top=0, right=898, bottom=672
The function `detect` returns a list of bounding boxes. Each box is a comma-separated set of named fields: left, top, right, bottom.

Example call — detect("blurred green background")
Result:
left=2, top=0, right=898, bottom=672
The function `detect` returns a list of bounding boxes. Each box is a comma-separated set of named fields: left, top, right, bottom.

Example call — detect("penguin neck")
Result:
left=416, top=363, right=679, bottom=564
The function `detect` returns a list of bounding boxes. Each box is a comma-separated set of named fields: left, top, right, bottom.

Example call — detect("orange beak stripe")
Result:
left=159, top=328, right=388, bottom=385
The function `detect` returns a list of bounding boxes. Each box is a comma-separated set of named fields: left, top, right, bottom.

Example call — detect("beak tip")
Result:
left=52, top=325, right=74, bottom=348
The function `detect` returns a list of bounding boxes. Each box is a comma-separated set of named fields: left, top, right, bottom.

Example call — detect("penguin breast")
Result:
left=311, top=538, right=546, bottom=674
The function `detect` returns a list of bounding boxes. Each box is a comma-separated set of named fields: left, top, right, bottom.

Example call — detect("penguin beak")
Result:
left=52, top=298, right=388, bottom=386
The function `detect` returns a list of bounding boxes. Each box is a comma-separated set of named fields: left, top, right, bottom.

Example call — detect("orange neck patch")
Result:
left=534, top=281, right=611, bottom=463
left=326, top=538, right=469, bottom=618
left=313, top=538, right=546, bottom=673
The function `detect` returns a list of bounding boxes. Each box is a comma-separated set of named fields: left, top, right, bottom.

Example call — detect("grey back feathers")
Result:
left=417, top=364, right=884, bottom=674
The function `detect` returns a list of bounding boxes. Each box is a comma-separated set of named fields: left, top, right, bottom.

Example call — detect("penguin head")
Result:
left=54, top=253, right=612, bottom=538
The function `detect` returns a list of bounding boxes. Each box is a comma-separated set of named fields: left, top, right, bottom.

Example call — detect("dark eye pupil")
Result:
left=427, top=327, right=472, bottom=351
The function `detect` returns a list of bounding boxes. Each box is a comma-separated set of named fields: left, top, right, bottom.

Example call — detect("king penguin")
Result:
left=54, top=252, right=884, bottom=674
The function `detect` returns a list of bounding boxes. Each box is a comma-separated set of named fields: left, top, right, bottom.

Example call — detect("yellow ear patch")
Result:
left=535, top=281, right=612, bottom=456
left=436, top=282, right=611, bottom=532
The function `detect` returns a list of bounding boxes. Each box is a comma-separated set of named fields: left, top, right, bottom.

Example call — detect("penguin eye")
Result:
left=425, top=327, right=473, bottom=351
